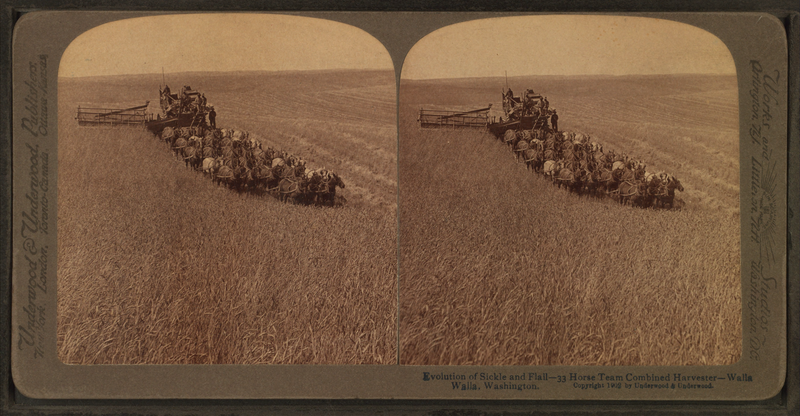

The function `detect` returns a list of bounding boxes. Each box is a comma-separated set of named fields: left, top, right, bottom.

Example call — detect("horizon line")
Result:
left=59, top=67, right=394, bottom=79
left=401, top=72, right=738, bottom=82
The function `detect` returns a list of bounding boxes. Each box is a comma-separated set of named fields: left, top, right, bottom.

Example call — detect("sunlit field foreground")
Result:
left=399, top=75, right=741, bottom=366
left=57, top=71, right=396, bottom=364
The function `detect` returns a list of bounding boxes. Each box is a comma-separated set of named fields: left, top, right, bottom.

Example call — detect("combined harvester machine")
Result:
left=417, top=87, right=556, bottom=138
left=74, top=84, right=213, bottom=134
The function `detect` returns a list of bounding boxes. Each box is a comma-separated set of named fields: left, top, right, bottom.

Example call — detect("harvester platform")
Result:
left=417, top=106, right=493, bottom=129
left=75, top=102, right=152, bottom=127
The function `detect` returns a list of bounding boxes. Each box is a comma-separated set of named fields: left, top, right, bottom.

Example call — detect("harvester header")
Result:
left=417, top=105, right=493, bottom=129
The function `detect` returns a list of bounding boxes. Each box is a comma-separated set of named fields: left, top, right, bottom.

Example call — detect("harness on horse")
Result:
left=280, top=176, right=303, bottom=194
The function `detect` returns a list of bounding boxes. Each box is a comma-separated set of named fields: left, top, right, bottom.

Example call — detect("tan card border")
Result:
left=10, top=11, right=789, bottom=400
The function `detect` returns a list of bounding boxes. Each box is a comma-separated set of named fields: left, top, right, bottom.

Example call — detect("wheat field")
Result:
left=57, top=72, right=742, bottom=367
left=399, top=75, right=742, bottom=366
left=57, top=70, right=397, bottom=364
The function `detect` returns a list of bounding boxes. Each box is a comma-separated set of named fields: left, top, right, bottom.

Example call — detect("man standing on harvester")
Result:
left=208, top=105, right=216, bottom=129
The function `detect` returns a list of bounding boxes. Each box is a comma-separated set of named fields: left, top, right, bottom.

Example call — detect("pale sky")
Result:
left=402, top=15, right=736, bottom=79
left=59, top=14, right=393, bottom=77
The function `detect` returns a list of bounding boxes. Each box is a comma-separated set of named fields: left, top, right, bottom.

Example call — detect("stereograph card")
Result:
left=7, top=10, right=795, bottom=406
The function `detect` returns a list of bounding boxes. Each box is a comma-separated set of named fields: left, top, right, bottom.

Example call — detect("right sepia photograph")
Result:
left=399, top=15, right=741, bottom=366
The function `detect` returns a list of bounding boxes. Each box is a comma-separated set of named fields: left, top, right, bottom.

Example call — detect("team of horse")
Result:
left=159, top=126, right=345, bottom=206
left=502, top=128, right=684, bottom=209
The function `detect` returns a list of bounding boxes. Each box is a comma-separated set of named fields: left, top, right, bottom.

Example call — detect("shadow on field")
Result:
left=210, top=178, right=348, bottom=208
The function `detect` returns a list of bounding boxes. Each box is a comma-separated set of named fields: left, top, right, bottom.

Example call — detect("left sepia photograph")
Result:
left=57, top=13, right=397, bottom=365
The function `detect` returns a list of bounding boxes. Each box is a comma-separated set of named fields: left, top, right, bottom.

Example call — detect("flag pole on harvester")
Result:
left=162, top=67, right=165, bottom=90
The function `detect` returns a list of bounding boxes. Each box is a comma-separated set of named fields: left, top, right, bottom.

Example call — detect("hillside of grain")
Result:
left=399, top=75, right=741, bottom=366
left=57, top=70, right=396, bottom=364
